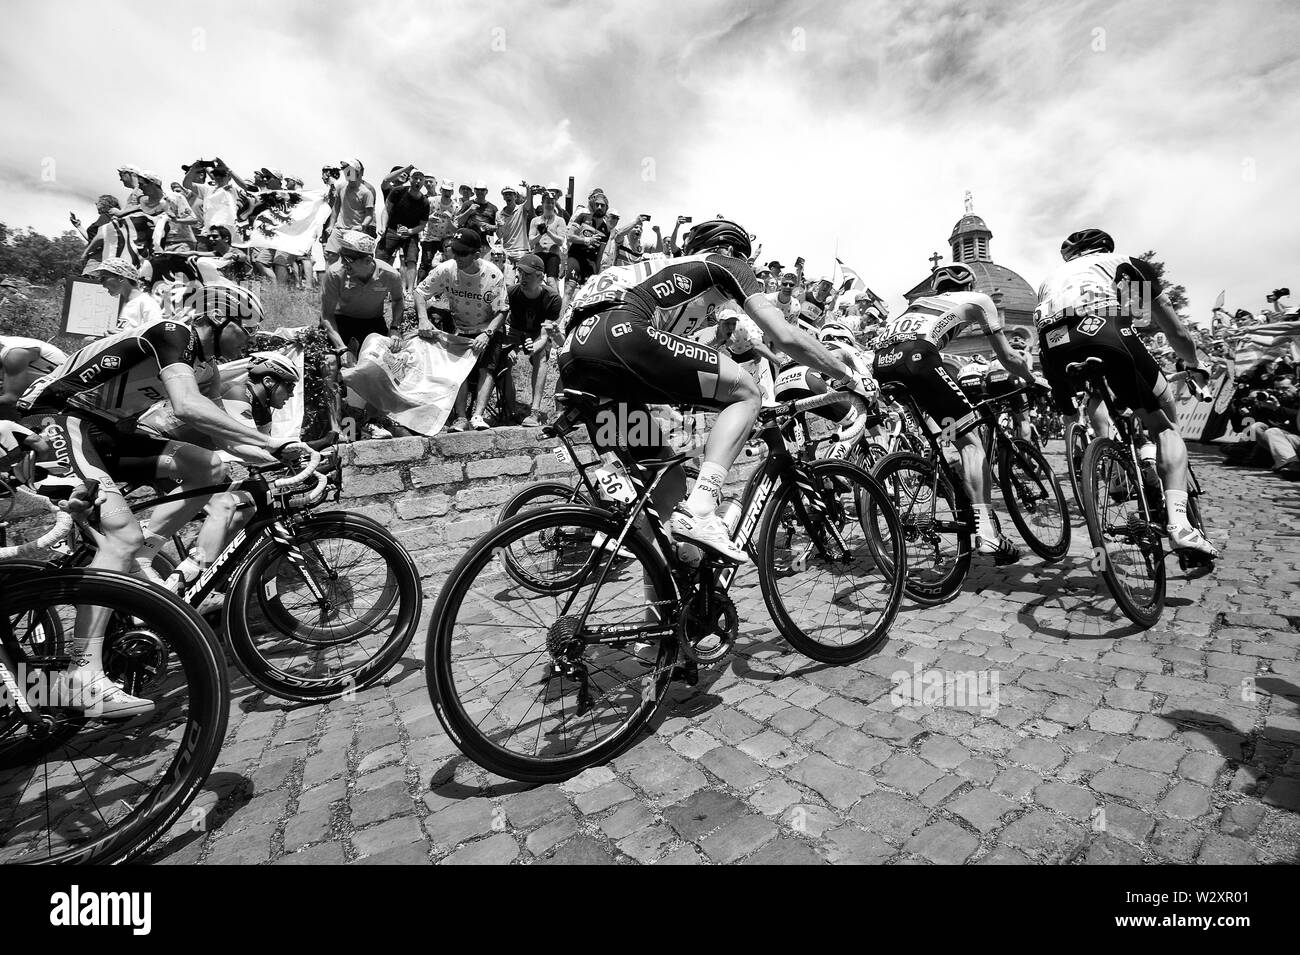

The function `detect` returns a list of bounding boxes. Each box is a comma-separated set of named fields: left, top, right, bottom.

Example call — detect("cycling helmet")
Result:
left=1060, top=228, right=1114, bottom=261
left=931, top=263, right=975, bottom=293
left=248, top=351, right=300, bottom=384
left=191, top=283, right=266, bottom=327
left=819, top=322, right=857, bottom=350
left=682, top=219, right=752, bottom=259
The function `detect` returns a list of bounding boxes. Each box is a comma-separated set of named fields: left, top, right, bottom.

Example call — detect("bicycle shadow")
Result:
left=140, top=769, right=254, bottom=863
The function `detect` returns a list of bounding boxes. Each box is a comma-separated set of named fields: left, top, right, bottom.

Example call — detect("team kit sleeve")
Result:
left=143, top=321, right=196, bottom=372
left=705, top=253, right=764, bottom=302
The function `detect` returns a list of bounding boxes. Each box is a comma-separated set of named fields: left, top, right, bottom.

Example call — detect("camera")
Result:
left=678, top=215, right=692, bottom=223
left=1269, top=287, right=1290, bottom=301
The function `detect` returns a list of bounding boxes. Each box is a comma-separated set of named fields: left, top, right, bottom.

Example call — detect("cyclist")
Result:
left=16, top=284, right=308, bottom=716
left=985, top=330, right=1037, bottom=443
left=774, top=321, right=880, bottom=461
left=1035, top=228, right=1218, bottom=557
left=1, top=336, right=67, bottom=419
left=137, top=350, right=301, bottom=593
left=956, top=353, right=990, bottom=406
left=557, top=219, right=863, bottom=563
left=872, top=263, right=1035, bottom=563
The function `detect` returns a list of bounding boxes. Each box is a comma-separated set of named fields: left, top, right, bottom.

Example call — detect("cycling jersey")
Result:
left=1033, top=253, right=1161, bottom=329
left=566, top=253, right=761, bottom=337
left=1, top=337, right=66, bottom=395
left=1035, top=253, right=1165, bottom=415
left=879, top=291, right=1002, bottom=350
left=18, top=318, right=217, bottom=422
left=416, top=259, right=506, bottom=335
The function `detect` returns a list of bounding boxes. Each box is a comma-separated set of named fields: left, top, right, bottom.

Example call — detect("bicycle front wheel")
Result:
left=998, top=436, right=1071, bottom=562
left=225, top=512, right=422, bottom=701
left=1065, top=421, right=1090, bottom=508
left=756, top=460, right=905, bottom=664
left=427, top=507, right=678, bottom=783
left=1080, top=437, right=1166, bottom=628
left=0, top=570, right=227, bottom=865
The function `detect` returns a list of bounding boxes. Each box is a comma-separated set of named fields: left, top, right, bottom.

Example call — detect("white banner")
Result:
left=341, top=333, right=478, bottom=436
left=242, top=189, right=331, bottom=256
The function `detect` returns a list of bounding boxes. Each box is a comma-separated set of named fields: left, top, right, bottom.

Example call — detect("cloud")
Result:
left=2, top=0, right=1297, bottom=317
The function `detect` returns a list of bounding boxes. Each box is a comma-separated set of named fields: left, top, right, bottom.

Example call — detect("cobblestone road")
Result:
left=147, top=447, right=1300, bottom=865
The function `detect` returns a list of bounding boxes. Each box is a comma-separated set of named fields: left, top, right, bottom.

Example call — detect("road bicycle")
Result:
left=7, top=444, right=421, bottom=702
left=866, top=381, right=1071, bottom=605
left=0, top=488, right=228, bottom=864
left=1070, top=357, right=1215, bottom=628
left=425, top=387, right=905, bottom=782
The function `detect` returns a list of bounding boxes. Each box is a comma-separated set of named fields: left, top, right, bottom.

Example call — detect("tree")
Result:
left=1135, top=250, right=1189, bottom=315
left=0, top=222, right=85, bottom=286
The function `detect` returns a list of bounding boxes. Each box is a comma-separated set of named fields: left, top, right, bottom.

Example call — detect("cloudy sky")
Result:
left=2, top=0, right=1297, bottom=320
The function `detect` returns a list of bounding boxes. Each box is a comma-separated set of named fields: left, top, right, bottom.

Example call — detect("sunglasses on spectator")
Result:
left=781, top=282, right=795, bottom=288
left=340, top=251, right=371, bottom=263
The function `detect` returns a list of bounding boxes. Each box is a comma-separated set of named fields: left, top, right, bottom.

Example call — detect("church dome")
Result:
left=949, top=214, right=991, bottom=242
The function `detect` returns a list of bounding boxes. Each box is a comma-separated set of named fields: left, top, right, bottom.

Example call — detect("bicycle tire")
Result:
left=868, top=451, right=971, bottom=606
left=1065, top=421, right=1090, bottom=508
left=998, top=437, right=1071, bottom=562
left=225, top=513, right=421, bottom=701
left=427, top=506, right=677, bottom=783
left=0, top=569, right=227, bottom=864
left=756, top=460, right=904, bottom=664
left=1079, top=437, right=1165, bottom=628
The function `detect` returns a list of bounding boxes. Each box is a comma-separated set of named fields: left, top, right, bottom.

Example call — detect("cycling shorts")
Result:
left=1038, top=315, right=1162, bottom=415
left=567, top=251, right=599, bottom=284
left=18, top=412, right=178, bottom=500
left=984, top=367, right=1029, bottom=412
left=557, top=309, right=727, bottom=407
left=873, top=339, right=979, bottom=436
left=772, top=362, right=851, bottom=424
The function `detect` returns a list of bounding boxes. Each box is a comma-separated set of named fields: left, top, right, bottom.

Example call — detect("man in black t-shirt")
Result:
left=507, top=254, right=563, bottom=426
left=380, top=166, right=433, bottom=294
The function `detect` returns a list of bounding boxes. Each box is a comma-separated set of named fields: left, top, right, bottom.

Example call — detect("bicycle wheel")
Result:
left=225, top=513, right=422, bottom=701
left=1079, top=437, right=1165, bottom=628
left=756, top=460, right=904, bottom=664
left=867, top=451, right=971, bottom=606
left=998, top=436, right=1071, bottom=562
left=1065, top=421, right=1090, bottom=508
left=0, top=569, right=227, bottom=864
left=427, top=507, right=678, bottom=783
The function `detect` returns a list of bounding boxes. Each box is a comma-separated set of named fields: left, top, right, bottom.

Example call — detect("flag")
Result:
left=341, top=333, right=478, bottom=435
left=241, top=189, right=331, bottom=256
left=1241, top=320, right=1300, bottom=348
left=835, top=257, right=866, bottom=295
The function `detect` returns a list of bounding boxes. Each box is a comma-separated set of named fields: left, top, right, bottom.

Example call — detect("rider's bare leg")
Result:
left=682, top=358, right=761, bottom=517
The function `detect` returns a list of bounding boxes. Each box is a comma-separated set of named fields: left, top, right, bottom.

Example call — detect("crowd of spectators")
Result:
left=63, top=155, right=1296, bottom=446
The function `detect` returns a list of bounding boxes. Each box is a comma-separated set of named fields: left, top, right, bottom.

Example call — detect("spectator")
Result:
left=379, top=165, right=432, bottom=295
left=606, top=214, right=663, bottom=268
left=414, top=228, right=508, bottom=431
left=506, top=254, right=563, bottom=426
left=457, top=180, right=498, bottom=250
left=528, top=189, right=568, bottom=292
left=496, top=183, right=533, bottom=273
left=124, top=169, right=198, bottom=253
left=420, top=180, right=459, bottom=282
left=90, top=257, right=162, bottom=333
left=541, top=183, right=569, bottom=221
left=320, top=230, right=405, bottom=439
left=77, top=195, right=122, bottom=267
left=243, top=167, right=296, bottom=284
left=117, top=164, right=144, bottom=207
left=323, top=159, right=376, bottom=264
left=182, top=157, right=243, bottom=245
left=566, top=188, right=611, bottom=299
left=666, top=215, right=691, bottom=256
left=189, top=225, right=253, bottom=284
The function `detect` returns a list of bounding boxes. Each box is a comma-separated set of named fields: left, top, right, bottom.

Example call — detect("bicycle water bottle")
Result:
left=720, top=496, right=743, bottom=534
left=592, top=452, right=635, bottom=504
left=1137, top=441, right=1162, bottom=513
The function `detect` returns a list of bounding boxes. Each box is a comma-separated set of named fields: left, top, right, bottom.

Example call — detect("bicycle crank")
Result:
left=678, top=589, right=738, bottom=664
left=103, top=626, right=171, bottom=696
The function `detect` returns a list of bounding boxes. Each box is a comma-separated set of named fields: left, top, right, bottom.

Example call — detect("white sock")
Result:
left=1166, top=489, right=1190, bottom=530
left=686, top=462, right=728, bottom=518
left=973, top=504, right=997, bottom=541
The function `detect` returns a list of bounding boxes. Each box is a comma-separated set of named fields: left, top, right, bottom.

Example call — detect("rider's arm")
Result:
left=745, top=294, right=851, bottom=383
left=1149, top=297, right=1200, bottom=370
left=160, top=365, right=279, bottom=464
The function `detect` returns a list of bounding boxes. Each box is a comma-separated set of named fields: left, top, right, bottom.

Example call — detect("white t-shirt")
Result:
left=113, top=292, right=164, bottom=334
left=191, top=183, right=239, bottom=231
left=416, top=259, right=507, bottom=335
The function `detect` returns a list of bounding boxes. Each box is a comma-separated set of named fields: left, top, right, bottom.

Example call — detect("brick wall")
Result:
left=1, top=425, right=762, bottom=586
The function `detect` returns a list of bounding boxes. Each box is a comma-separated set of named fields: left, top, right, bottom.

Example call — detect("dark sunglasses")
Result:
left=780, top=282, right=795, bottom=288
left=339, top=251, right=371, bottom=263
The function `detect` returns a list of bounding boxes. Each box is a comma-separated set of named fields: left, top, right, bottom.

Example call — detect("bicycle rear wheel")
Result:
left=1079, top=437, right=1165, bottom=628
left=427, top=507, right=678, bottom=783
left=867, top=452, right=971, bottom=605
left=756, top=460, right=904, bottom=664
left=0, top=570, right=227, bottom=864
left=225, top=513, right=422, bottom=701
left=998, top=436, right=1071, bottom=562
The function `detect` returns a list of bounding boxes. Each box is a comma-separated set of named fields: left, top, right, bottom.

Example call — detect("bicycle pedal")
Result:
left=674, top=661, right=699, bottom=687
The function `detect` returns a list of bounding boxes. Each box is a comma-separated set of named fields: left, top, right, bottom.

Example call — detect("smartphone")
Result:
left=679, top=215, right=692, bottom=223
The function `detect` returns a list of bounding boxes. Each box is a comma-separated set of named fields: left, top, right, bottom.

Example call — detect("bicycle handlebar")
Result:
left=785, top=389, right=871, bottom=446
left=0, top=508, right=73, bottom=559
left=1167, top=370, right=1212, bottom=402
left=272, top=447, right=322, bottom=490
